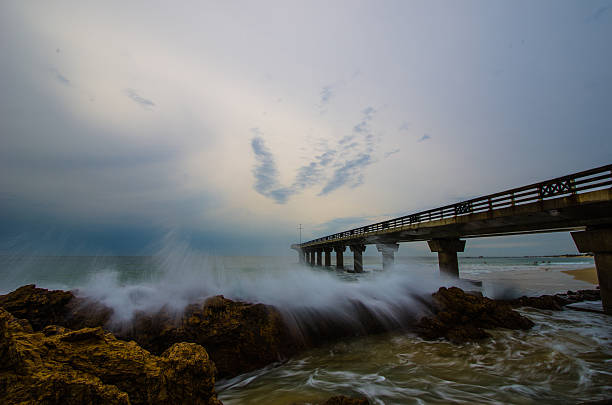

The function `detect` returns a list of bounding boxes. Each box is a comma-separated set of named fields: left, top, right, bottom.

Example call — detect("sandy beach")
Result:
left=562, top=267, right=599, bottom=285
left=472, top=265, right=598, bottom=297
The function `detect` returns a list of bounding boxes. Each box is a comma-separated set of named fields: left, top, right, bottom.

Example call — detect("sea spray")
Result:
left=68, top=239, right=482, bottom=345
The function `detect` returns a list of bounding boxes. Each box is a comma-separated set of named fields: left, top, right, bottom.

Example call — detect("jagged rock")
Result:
left=417, top=287, right=534, bottom=344
left=0, top=308, right=222, bottom=405
left=505, top=289, right=601, bottom=310
left=123, top=295, right=297, bottom=378
left=0, top=284, right=74, bottom=330
left=0, top=286, right=295, bottom=378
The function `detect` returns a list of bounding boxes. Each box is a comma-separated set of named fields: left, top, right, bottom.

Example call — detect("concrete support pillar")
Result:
left=427, top=238, right=466, bottom=278
left=316, top=250, right=322, bottom=266
left=324, top=247, right=333, bottom=267
left=334, top=246, right=345, bottom=270
left=309, top=251, right=315, bottom=266
left=376, top=243, right=399, bottom=270
left=571, top=227, right=612, bottom=314
left=298, top=249, right=305, bottom=264
left=350, top=244, right=367, bottom=273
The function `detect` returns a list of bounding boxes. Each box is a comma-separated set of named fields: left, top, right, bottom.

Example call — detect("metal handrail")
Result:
left=300, top=164, right=612, bottom=246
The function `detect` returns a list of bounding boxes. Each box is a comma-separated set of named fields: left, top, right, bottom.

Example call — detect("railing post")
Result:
left=488, top=197, right=492, bottom=210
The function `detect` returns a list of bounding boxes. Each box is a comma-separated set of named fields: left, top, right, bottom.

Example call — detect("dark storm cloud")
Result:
left=125, top=89, right=155, bottom=109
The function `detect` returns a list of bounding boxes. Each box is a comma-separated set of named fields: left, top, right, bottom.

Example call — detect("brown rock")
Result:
left=505, top=289, right=601, bottom=310
left=0, top=308, right=222, bottom=405
left=417, top=287, right=534, bottom=344
left=0, top=284, right=74, bottom=330
left=0, top=286, right=294, bottom=378
left=321, top=396, right=370, bottom=405
left=123, top=295, right=297, bottom=378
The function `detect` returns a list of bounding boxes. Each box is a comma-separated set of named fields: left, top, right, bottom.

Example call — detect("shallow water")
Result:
left=218, top=308, right=612, bottom=404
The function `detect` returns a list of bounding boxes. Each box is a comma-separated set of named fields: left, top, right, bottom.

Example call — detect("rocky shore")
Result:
left=0, top=284, right=601, bottom=404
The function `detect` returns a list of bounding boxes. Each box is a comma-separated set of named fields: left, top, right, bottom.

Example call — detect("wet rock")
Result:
left=0, top=308, right=222, bottom=405
left=0, top=285, right=113, bottom=331
left=417, top=287, right=534, bottom=344
left=0, top=286, right=295, bottom=378
left=124, top=295, right=297, bottom=378
left=505, top=289, right=601, bottom=310
left=0, top=284, right=74, bottom=330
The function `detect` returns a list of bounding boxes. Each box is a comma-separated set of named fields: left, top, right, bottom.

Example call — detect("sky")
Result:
left=0, top=1, right=611, bottom=256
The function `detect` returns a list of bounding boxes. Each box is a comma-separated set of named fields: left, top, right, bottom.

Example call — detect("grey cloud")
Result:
left=352, top=106, right=376, bottom=133
left=399, top=122, right=410, bottom=131
left=316, top=150, right=336, bottom=166
left=251, top=132, right=294, bottom=204
left=320, top=85, right=333, bottom=105
left=125, top=89, right=155, bottom=109
left=293, top=162, right=323, bottom=190
left=251, top=131, right=334, bottom=203
left=418, top=134, right=431, bottom=142
left=319, top=154, right=372, bottom=196
left=251, top=106, right=381, bottom=202
left=384, top=148, right=400, bottom=158
left=338, top=135, right=355, bottom=145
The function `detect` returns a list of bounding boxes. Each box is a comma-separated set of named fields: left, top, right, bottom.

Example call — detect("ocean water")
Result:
left=1, top=253, right=610, bottom=404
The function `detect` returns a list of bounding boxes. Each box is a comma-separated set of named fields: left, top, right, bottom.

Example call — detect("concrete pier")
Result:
left=334, top=245, right=345, bottom=269
left=377, top=243, right=399, bottom=270
left=324, top=247, right=333, bottom=267
left=427, top=238, right=466, bottom=278
left=316, top=250, right=322, bottom=266
left=571, top=227, right=612, bottom=314
left=309, top=250, right=315, bottom=266
left=350, top=244, right=366, bottom=273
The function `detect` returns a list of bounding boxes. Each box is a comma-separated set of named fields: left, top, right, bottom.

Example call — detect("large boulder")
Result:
left=417, top=287, right=534, bottom=344
left=0, top=285, right=75, bottom=330
left=0, top=286, right=295, bottom=378
left=0, top=308, right=222, bottom=405
left=123, top=295, right=297, bottom=378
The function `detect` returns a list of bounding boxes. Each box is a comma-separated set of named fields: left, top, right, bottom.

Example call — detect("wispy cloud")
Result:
left=125, top=89, right=155, bottom=109
left=418, top=134, right=431, bottom=142
left=318, top=84, right=334, bottom=113
left=250, top=129, right=295, bottom=204
left=50, top=68, right=70, bottom=86
left=319, top=154, right=372, bottom=195
left=384, top=148, right=400, bottom=158
left=250, top=106, right=382, bottom=202
left=55, top=73, right=70, bottom=86
left=399, top=121, right=410, bottom=131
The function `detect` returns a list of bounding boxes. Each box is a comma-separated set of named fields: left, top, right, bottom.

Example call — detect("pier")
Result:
left=291, top=164, right=612, bottom=314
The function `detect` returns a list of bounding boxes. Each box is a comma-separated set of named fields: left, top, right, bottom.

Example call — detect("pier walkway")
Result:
left=291, top=164, right=612, bottom=314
